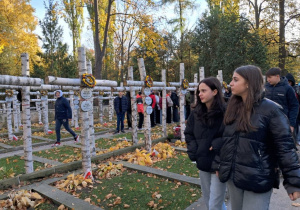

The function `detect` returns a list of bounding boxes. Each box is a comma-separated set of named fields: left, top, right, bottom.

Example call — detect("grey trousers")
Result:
left=199, top=170, right=227, bottom=210
left=227, top=179, right=272, bottom=210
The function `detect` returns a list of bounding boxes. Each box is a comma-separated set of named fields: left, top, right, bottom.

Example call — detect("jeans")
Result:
left=227, top=179, right=272, bottom=210
left=199, top=170, right=227, bottom=210
left=138, top=112, right=144, bottom=129
left=55, top=119, right=76, bottom=142
left=116, top=112, right=125, bottom=131
left=127, top=111, right=132, bottom=128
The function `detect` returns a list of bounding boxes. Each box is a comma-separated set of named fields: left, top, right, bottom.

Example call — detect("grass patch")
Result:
left=0, top=156, right=46, bottom=180
left=94, top=128, right=109, bottom=133
left=113, top=133, right=144, bottom=140
left=95, top=138, right=119, bottom=149
left=2, top=138, right=45, bottom=147
left=46, top=132, right=74, bottom=140
left=152, top=152, right=199, bottom=178
left=78, top=170, right=201, bottom=209
left=33, top=146, right=81, bottom=162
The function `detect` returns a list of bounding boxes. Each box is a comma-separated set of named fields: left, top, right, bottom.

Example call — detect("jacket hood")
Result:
left=285, top=73, right=295, bottom=86
left=54, top=90, right=63, bottom=98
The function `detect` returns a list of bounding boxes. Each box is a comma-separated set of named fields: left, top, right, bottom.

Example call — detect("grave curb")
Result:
left=0, top=136, right=167, bottom=190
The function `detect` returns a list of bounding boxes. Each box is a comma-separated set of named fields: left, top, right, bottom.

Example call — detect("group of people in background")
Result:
left=185, top=65, right=300, bottom=210
left=113, top=89, right=189, bottom=133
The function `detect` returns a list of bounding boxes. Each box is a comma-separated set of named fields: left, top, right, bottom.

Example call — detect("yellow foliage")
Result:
left=0, top=0, right=40, bottom=75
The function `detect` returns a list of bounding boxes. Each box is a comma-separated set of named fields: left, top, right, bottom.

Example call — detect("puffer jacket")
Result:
left=264, top=77, right=299, bottom=127
left=113, top=96, right=128, bottom=114
left=218, top=98, right=300, bottom=193
left=185, top=110, right=224, bottom=172
left=54, top=90, right=72, bottom=120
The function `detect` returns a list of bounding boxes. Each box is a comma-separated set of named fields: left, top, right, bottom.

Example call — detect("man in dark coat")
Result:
left=113, top=91, right=128, bottom=134
left=265, top=68, right=299, bottom=133
left=171, top=91, right=179, bottom=122
left=53, top=90, right=78, bottom=146
left=126, top=92, right=132, bottom=129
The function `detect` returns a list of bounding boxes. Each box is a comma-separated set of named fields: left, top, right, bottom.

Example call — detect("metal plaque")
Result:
left=80, top=88, right=93, bottom=99
left=145, top=96, right=152, bottom=105
left=80, top=100, right=92, bottom=112
left=144, top=87, right=151, bottom=96
left=146, top=106, right=153, bottom=115
left=73, top=99, right=79, bottom=105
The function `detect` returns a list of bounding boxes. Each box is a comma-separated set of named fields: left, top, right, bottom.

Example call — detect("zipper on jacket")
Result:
left=231, top=132, right=240, bottom=178
left=258, top=149, right=263, bottom=170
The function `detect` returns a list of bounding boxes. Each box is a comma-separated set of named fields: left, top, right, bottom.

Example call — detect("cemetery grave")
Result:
left=0, top=52, right=211, bottom=209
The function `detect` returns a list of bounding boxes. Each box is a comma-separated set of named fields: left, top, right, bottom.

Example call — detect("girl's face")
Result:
left=198, top=82, right=217, bottom=108
left=230, top=72, right=248, bottom=100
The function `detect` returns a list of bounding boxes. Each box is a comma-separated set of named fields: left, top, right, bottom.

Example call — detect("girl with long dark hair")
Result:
left=218, top=65, right=300, bottom=210
left=185, top=77, right=227, bottom=210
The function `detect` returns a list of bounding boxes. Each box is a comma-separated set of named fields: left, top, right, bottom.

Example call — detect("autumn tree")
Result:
left=39, top=0, right=76, bottom=77
left=160, top=0, right=195, bottom=62
left=61, top=0, right=85, bottom=58
left=191, top=9, right=268, bottom=82
left=0, top=0, right=40, bottom=75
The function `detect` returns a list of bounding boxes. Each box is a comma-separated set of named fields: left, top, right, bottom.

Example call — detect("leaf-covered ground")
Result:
left=152, top=152, right=199, bottom=178
left=0, top=138, right=44, bottom=147
left=33, top=146, right=82, bottom=163
left=77, top=170, right=201, bottom=210
left=0, top=156, right=49, bottom=180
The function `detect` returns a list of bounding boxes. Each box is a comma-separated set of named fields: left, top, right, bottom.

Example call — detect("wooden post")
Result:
left=199, top=67, right=205, bottom=81
left=161, top=69, right=167, bottom=137
left=179, top=63, right=186, bottom=142
left=36, top=92, right=42, bottom=124
left=21, top=53, right=33, bottom=173
left=138, top=58, right=151, bottom=152
left=98, top=92, right=104, bottom=124
left=78, top=47, right=92, bottom=175
left=5, top=98, right=13, bottom=140
left=13, top=94, right=19, bottom=132
left=128, top=66, right=138, bottom=144
left=193, top=73, right=198, bottom=106
left=87, top=60, right=96, bottom=156
left=40, top=91, right=49, bottom=134
left=109, top=88, right=113, bottom=121
left=69, top=90, right=75, bottom=127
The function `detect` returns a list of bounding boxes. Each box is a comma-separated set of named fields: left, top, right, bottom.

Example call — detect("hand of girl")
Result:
left=289, top=192, right=300, bottom=201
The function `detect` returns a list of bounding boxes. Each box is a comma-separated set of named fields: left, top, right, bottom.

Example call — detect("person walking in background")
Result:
left=171, top=91, right=179, bottom=122
left=264, top=67, right=299, bottom=134
left=155, top=91, right=161, bottom=125
left=126, top=91, right=132, bottom=129
left=166, top=91, right=173, bottom=124
left=185, top=91, right=191, bottom=121
left=149, top=91, right=156, bottom=127
left=185, top=77, right=227, bottom=210
left=52, top=90, right=78, bottom=147
left=136, top=92, right=144, bottom=130
left=113, top=91, right=128, bottom=134
left=218, top=65, right=300, bottom=210
left=286, top=73, right=300, bottom=145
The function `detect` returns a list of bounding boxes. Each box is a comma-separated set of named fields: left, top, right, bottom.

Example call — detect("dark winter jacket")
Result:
left=113, top=96, right=128, bottom=114
left=286, top=73, right=300, bottom=120
left=218, top=98, right=300, bottom=193
left=54, top=90, right=72, bottom=120
left=264, top=77, right=299, bottom=127
left=184, top=110, right=225, bottom=172
left=126, top=92, right=132, bottom=112
left=170, top=92, right=179, bottom=107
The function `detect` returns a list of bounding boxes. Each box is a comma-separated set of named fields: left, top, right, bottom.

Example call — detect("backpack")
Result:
left=167, top=96, right=173, bottom=107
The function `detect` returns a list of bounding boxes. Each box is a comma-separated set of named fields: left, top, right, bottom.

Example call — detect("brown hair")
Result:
left=194, top=77, right=225, bottom=127
left=224, top=65, right=264, bottom=132
left=266, top=67, right=281, bottom=77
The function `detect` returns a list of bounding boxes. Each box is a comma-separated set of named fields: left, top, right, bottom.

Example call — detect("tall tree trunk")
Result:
left=279, top=0, right=286, bottom=74
left=94, top=0, right=102, bottom=79
left=179, top=63, right=185, bottom=142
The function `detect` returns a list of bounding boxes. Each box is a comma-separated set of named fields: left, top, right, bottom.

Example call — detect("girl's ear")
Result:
left=213, top=89, right=218, bottom=96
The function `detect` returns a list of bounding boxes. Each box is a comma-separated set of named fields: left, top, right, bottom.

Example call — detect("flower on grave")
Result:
left=144, top=75, right=153, bottom=87
left=81, top=73, right=96, bottom=88
left=181, top=79, right=189, bottom=89
left=5, top=89, right=13, bottom=97
left=40, top=90, right=48, bottom=96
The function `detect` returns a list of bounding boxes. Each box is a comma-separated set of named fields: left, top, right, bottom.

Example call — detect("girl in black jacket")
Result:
left=185, top=77, right=227, bottom=210
left=219, top=65, right=300, bottom=210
